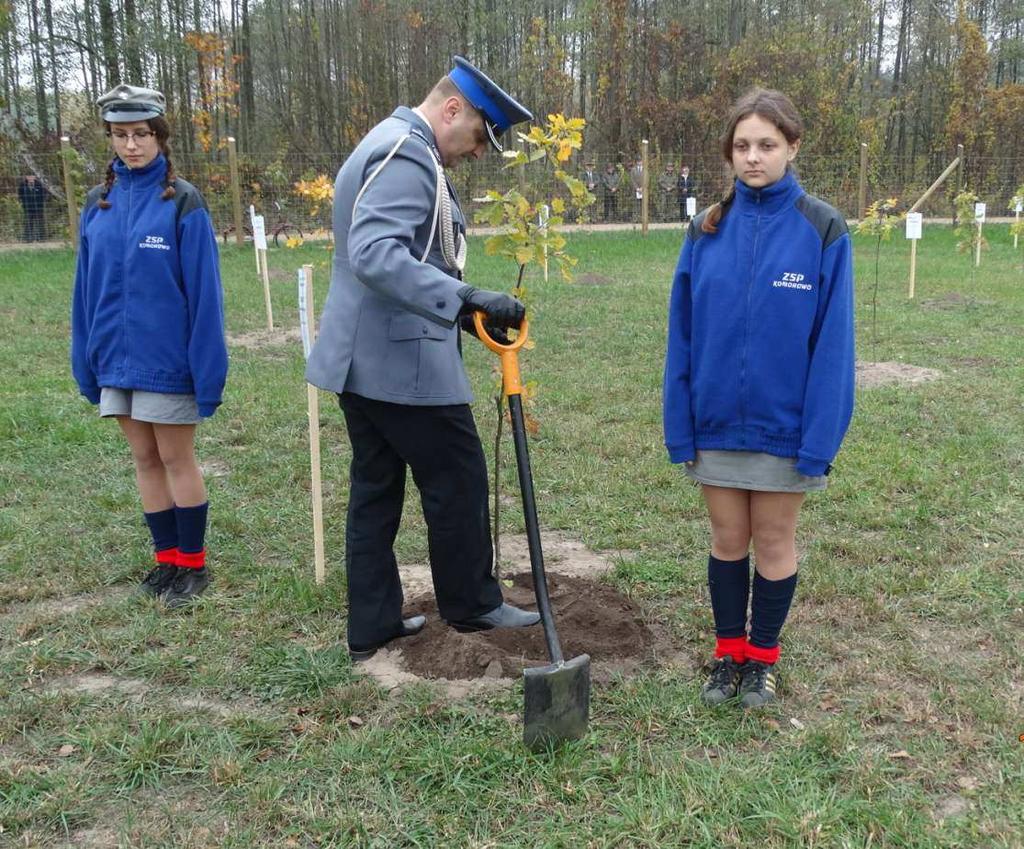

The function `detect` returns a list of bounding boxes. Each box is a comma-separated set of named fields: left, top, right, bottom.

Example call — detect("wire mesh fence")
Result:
left=1, top=146, right=1021, bottom=246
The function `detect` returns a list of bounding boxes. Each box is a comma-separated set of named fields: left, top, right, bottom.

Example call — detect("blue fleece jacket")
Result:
left=663, top=171, right=855, bottom=477
left=71, top=154, right=227, bottom=416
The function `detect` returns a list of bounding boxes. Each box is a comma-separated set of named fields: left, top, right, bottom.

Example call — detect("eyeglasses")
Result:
left=109, top=130, right=156, bottom=143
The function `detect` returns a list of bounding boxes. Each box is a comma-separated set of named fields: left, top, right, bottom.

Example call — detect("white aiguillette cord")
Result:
left=350, top=107, right=466, bottom=272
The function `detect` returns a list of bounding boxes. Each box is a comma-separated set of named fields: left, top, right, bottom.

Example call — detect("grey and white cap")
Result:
left=97, top=84, right=166, bottom=122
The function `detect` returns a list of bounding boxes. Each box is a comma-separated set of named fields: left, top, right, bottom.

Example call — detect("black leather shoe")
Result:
left=348, top=615, right=427, bottom=662
left=448, top=602, right=540, bottom=633
left=140, top=563, right=179, bottom=597
left=163, top=567, right=211, bottom=608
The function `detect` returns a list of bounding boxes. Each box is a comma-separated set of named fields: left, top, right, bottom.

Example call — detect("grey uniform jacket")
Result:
left=305, top=107, right=472, bottom=405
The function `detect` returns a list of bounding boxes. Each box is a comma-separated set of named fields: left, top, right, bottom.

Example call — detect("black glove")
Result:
left=457, top=285, right=526, bottom=329
left=460, top=314, right=512, bottom=345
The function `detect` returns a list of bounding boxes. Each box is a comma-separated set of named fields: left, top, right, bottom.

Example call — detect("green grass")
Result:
left=1, top=226, right=1023, bottom=847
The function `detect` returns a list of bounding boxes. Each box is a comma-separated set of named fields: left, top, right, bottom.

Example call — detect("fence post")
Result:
left=227, top=137, right=244, bottom=247
left=641, top=139, right=649, bottom=236
left=517, top=136, right=527, bottom=196
left=858, top=142, right=868, bottom=219
left=60, top=136, right=79, bottom=249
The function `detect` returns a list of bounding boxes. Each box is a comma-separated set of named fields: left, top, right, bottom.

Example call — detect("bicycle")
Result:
left=221, top=201, right=304, bottom=247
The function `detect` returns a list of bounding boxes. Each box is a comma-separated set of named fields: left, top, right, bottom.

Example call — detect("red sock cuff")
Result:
left=714, top=635, right=748, bottom=662
left=177, top=548, right=206, bottom=569
left=155, top=547, right=178, bottom=565
left=746, top=642, right=781, bottom=664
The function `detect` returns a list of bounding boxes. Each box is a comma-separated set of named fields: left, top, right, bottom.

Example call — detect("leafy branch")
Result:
left=472, top=113, right=595, bottom=575
left=855, top=197, right=899, bottom=357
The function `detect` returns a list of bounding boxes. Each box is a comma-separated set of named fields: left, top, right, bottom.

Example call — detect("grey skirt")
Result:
left=99, top=388, right=201, bottom=425
left=684, top=450, right=827, bottom=492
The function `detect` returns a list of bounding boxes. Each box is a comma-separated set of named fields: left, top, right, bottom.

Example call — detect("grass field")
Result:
left=1, top=225, right=1023, bottom=847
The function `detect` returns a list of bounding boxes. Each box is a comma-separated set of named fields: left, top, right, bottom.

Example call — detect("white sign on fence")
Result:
left=974, top=202, right=986, bottom=223
left=905, top=212, right=923, bottom=240
left=252, top=215, right=268, bottom=250
left=686, top=196, right=697, bottom=217
left=1016, top=199, right=1023, bottom=213
left=297, top=268, right=312, bottom=359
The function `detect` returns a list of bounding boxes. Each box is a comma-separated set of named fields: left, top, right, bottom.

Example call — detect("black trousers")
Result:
left=338, top=392, right=503, bottom=647
left=603, top=193, right=617, bottom=222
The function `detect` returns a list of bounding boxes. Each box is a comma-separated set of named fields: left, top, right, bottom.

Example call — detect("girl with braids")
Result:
left=663, top=88, right=855, bottom=708
left=71, top=84, right=227, bottom=608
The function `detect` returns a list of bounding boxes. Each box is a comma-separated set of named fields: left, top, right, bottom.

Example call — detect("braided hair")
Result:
left=702, top=88, right=804, bottom=234
left=98, top=116, right=176, bottom=209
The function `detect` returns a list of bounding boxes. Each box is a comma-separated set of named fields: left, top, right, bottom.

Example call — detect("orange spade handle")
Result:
left=471, top=311, right=529, bottom=398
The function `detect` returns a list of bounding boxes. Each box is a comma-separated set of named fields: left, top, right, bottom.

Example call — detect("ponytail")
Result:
left=97, top=159, right=116, bottom=209
left=160, top=151, right=177, bottom=200
left=701, top=184, right=735, bottom=234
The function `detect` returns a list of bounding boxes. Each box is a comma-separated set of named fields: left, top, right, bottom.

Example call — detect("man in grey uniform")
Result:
left=306, top=57, right=541, bottom=660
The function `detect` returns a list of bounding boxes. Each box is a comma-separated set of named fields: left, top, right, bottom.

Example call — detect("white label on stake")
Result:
left=1016, top=200, right=1023, bottom=213
left=686, top=197, right=697, bottom=217
left=297, top=268, right=311, bottom=359
left=539, top=204, right=550, bottom=229
left=905, top=212, right=923, bottom=240
left=974, top=202, right=986, bottom=223
left=252, top=215, right=268, bottom=250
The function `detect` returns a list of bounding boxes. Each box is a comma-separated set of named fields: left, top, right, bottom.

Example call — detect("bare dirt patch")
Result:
left=856, top=361, right=943, bottom=389
left=1, top=589, right=130, bottom=631
left=200, top=458, right=230, bottom=478
left=353, top=534, right=675, bottom=697
left=918, top=292, right=994, bottom=310
left=226, top=326, right=301, bottom=350
left=43, top=673, right=152, bottom=698
left=402, top=572, right=653, bottom=681
left=575, top=272, right=613, bottom=286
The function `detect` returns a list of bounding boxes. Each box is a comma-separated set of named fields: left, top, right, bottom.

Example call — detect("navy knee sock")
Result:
left=708, top=553, right=750, bottom=641
left=174, top=502, right=208, bottom=569
left=143, top=508, right=178, bottom=564
left=748, top=571, right=798, bottom=664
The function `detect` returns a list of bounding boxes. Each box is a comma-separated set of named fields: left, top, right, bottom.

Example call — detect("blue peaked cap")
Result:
left=448, top=56, right=533, bottom=152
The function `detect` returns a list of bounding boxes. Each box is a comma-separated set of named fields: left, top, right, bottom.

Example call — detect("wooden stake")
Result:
left=259, top=248, right=274, bottom=329
left=250, top=205, right=260, bottom=274
left=1015, top=209, right=1020, bottom=250
left=858, top=142, right=868, bottom=219
left=975, top=222, right=982, bottom=267
left=909, top=155, right=961, bottom=213
left=641, top=139, right=649, bottom=237
left=909, top=238, right=918, bottom=299
left=60, top=137, right=79, bottom=249
left=300, top=263, right=326, bottom=584
left=539, top=204, right=549, bottom=282
left=227, top=137, right=244, bottom=247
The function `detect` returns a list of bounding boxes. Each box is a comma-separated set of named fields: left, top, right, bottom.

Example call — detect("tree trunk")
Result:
left=98, top=0, right=120, bottom=88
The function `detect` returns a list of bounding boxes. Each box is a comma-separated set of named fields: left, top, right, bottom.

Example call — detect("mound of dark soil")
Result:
left=400, top=572, right=654, bottom=680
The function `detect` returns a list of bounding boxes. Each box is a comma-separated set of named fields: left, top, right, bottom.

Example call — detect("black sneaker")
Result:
left=163, top=567, right=211, bottom=608
left=738, top=660, right=778, bottom=709
left=140, top=564, right=179, bottom=597
left=700, top=655, right=742, bottom=705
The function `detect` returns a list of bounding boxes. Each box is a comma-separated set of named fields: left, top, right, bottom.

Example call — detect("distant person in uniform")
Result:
left=581, top=160, right=599, bottom=203
left=17, top=174, right=49, bottom=241
left=581, top=160, right=599, bottom=194
left=306, top=57, right=542, bottom=661
left=630, top=158, right=645, bottom=222
left=663, top=88, right=855, bottom=710
left=677, top=164, right=697, bottom=222
left=601, top=162, right=621, bottom=222
left=657, top=163, right=677, bottom=222
left=71, top=85, right=227, bottom=608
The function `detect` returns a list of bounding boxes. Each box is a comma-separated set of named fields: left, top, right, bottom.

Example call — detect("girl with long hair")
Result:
left=71, top=84, right=227, bottom=608
left=664, top=88, right=855, bottom=707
